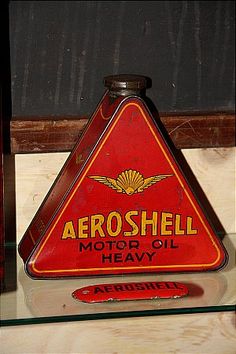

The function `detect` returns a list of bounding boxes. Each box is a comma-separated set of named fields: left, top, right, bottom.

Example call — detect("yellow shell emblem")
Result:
left=89, top=169, right=173, bottom=195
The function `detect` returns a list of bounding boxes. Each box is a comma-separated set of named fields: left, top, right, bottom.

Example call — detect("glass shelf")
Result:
left=1, top=234, right=235, bottom=327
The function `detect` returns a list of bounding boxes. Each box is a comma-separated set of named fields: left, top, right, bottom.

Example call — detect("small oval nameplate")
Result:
left=72, top=281, right=189, bottom=303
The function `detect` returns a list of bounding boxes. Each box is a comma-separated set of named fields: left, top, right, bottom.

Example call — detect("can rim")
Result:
left=103, top=74, right=151, bottom=90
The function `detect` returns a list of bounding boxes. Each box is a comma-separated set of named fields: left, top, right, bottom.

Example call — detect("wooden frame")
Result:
left=10, top=112, right=235, bottom=154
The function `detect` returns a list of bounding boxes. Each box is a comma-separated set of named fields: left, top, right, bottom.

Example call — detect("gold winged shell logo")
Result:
left=89, top=169, right=173, bottom=195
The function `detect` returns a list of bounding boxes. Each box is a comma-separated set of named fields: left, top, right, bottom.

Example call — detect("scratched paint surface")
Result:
left=10, top=1, right=235, bottom=116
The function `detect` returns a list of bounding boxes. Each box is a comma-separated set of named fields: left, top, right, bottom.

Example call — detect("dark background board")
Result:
left=9, top=1, right=235, bottom=117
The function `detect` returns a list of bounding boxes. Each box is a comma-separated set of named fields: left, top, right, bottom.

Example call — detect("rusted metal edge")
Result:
left=10, top=112, right=235, bottom=153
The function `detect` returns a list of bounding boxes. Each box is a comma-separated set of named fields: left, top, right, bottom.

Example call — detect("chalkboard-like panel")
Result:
left=9, top=1, right=235, bottom=117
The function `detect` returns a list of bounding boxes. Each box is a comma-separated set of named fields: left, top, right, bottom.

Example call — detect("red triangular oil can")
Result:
left=18, top=75, right=227, bottom=278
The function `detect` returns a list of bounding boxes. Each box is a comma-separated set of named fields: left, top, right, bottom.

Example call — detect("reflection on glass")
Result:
left=0, top=235, right=235, bottom=325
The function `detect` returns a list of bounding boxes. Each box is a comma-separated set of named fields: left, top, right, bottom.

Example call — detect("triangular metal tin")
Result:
left=19, top=96, right=227, bottom=278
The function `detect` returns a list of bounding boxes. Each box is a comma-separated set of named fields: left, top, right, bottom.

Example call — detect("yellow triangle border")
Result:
left=30, top=101, right=224, bottom=274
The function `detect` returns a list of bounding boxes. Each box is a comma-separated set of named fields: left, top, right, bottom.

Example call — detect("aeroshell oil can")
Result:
left=18, top=75, right=227, bottom=278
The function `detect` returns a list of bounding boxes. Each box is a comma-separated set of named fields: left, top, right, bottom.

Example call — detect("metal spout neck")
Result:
left=104, top=74, right=151, bottom=97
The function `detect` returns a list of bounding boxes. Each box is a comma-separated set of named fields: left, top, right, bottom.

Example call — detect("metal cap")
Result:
left=103, top=74, right=151, bottom=96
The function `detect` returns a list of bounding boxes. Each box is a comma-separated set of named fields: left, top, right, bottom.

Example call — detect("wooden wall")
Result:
left=15, top=147, right=236, bottom=244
